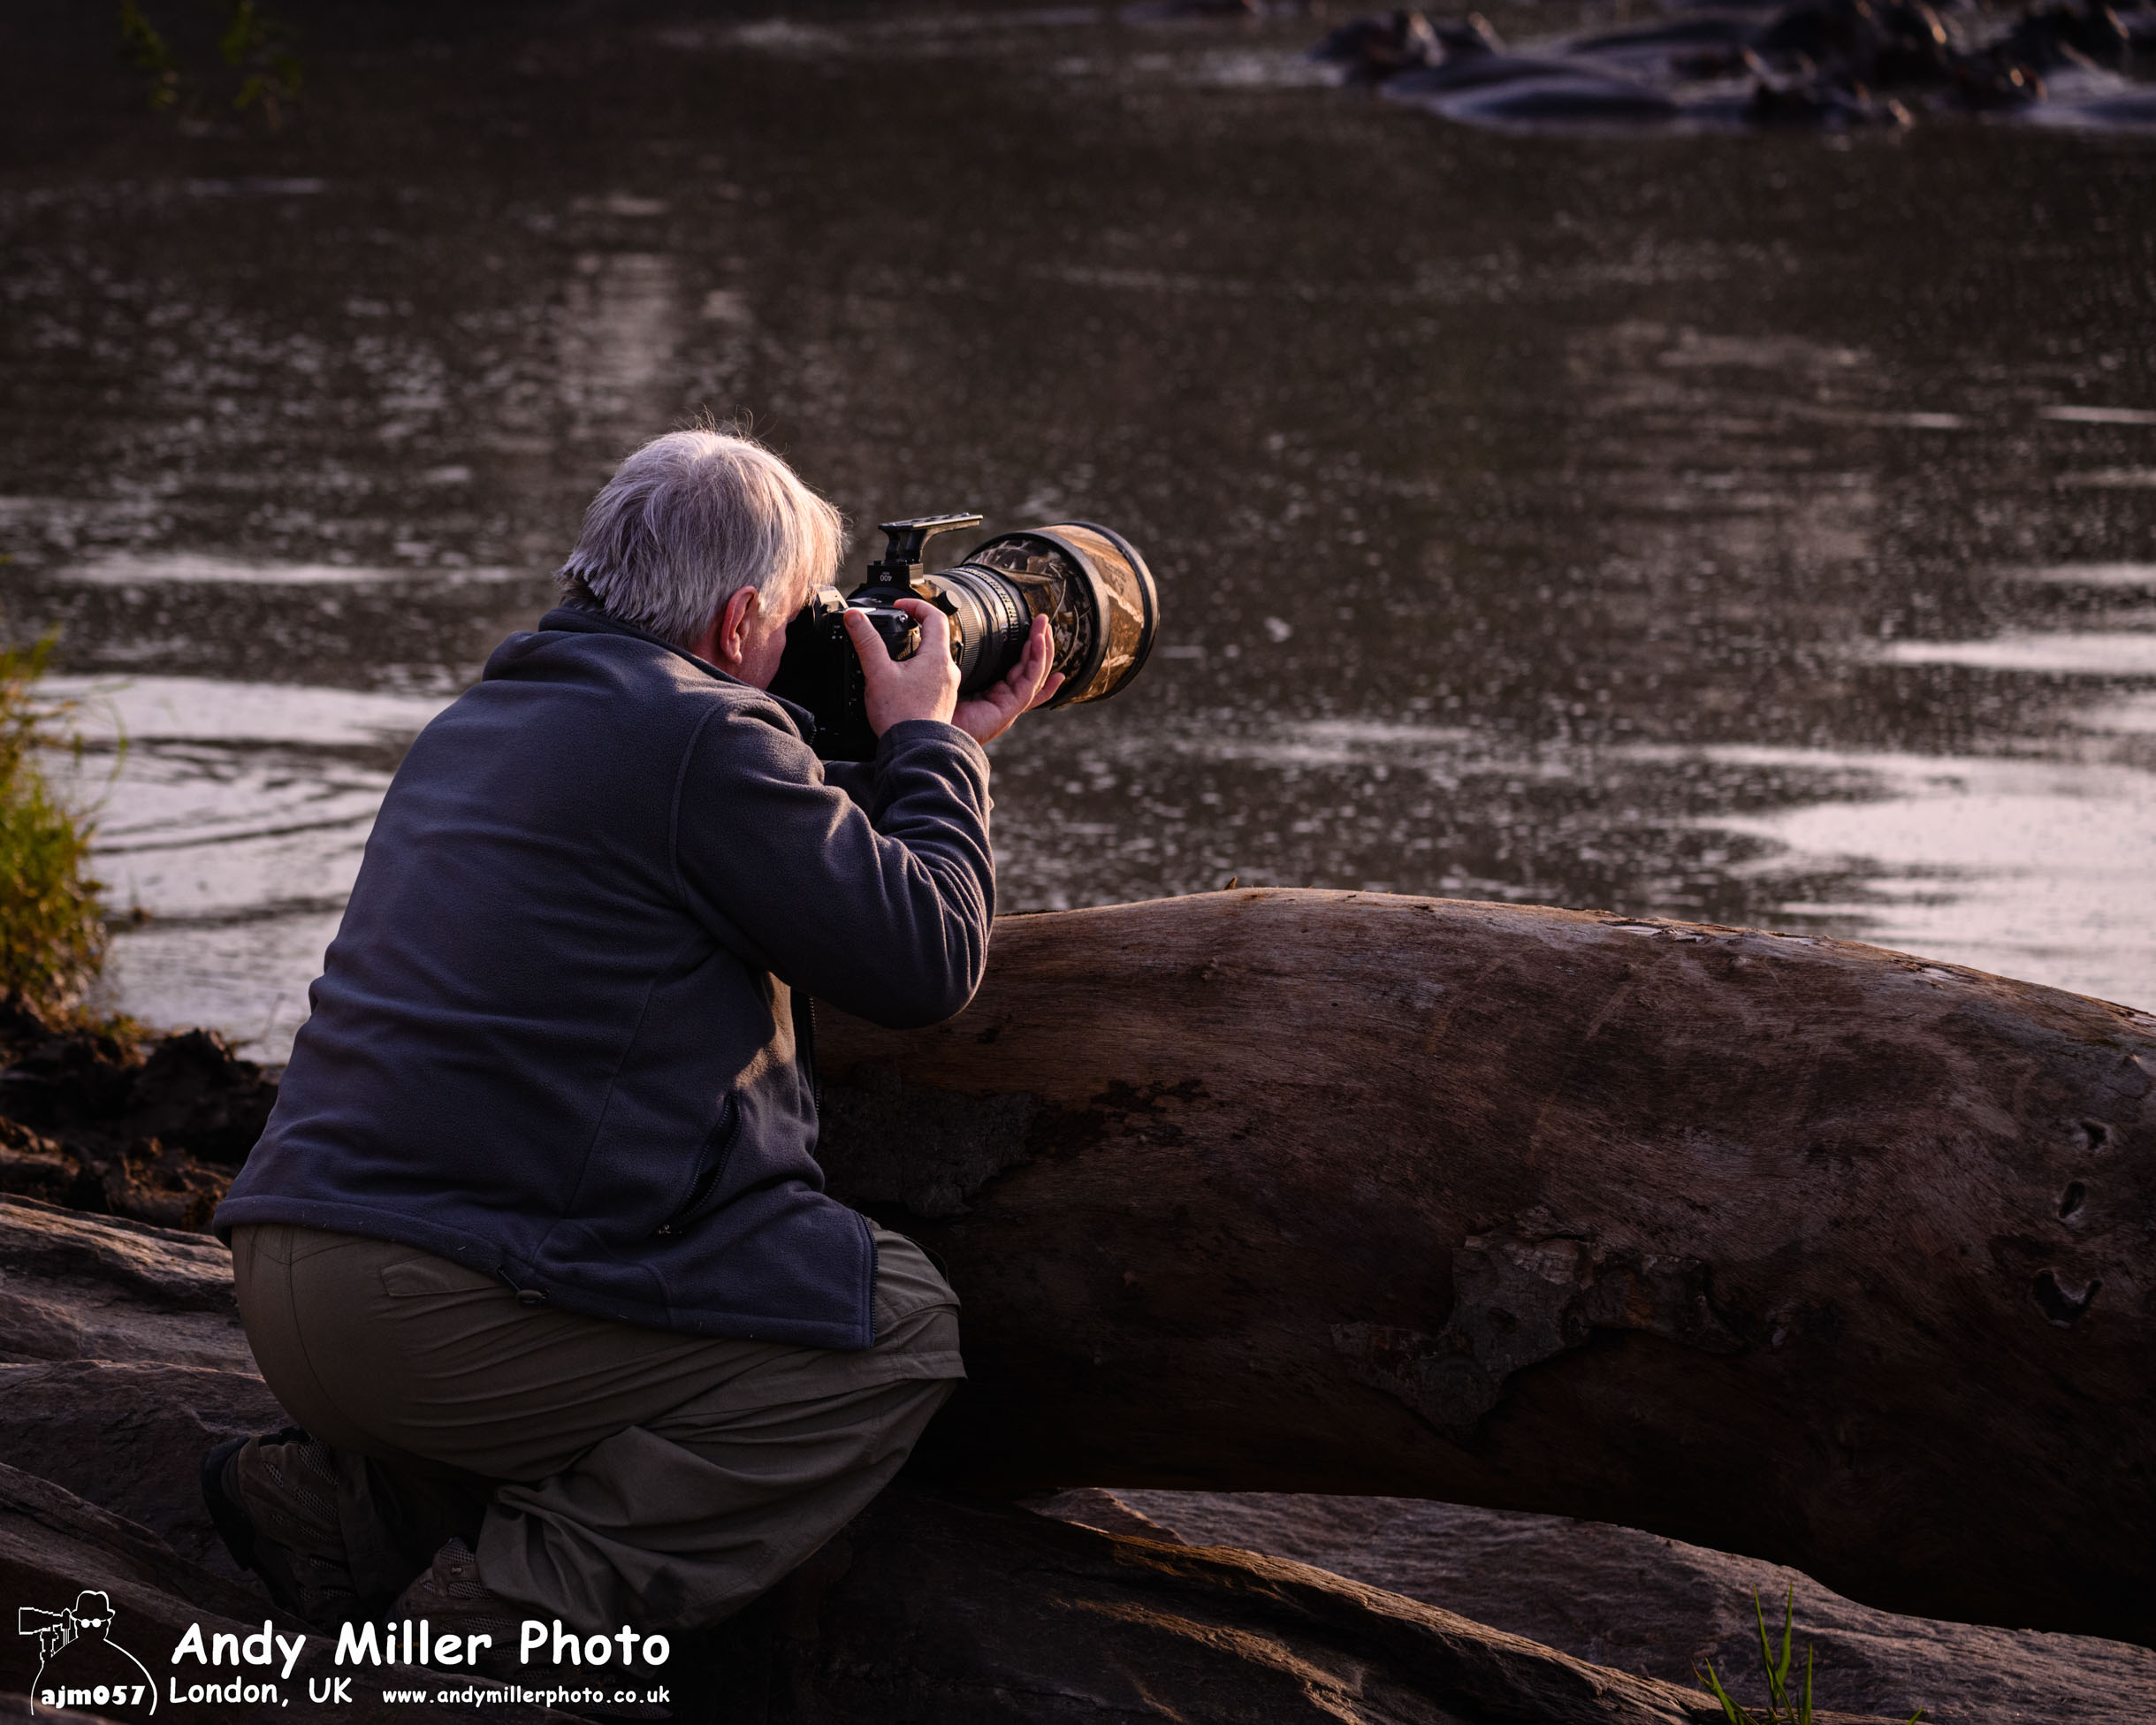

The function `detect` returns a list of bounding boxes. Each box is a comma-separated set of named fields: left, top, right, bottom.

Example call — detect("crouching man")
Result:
left=204, top=430, right=1061, bottom=1658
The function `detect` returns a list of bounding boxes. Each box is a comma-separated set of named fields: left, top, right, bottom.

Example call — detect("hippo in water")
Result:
left=1311, top=0, right=2155, bottom=130
left=1444, top=79, right=1686, bottom=122
left=1384, top=50, right=1608, bottom=96
left=1748, top=0, right=1969, bottom=85
left=1385, top=50, right=1689, bottom=123
left=2001, top=1, right=2134, bottom=66
left=1312, top=9, right=1501, bottom=81
left=1558, top=14, right=1770, bottom=78
left=1748, top=75, right=1915, bottom=120
left=1949, top=42, right=2050, bottom=104
left=1566, top=13, right=1770, bottom=58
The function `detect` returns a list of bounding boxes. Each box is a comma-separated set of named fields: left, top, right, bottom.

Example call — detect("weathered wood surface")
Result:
left=815, top=889, right=2156, bottom=1644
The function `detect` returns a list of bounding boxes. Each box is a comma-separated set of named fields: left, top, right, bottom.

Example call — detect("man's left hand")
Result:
left=953, top=614, right=1064, bottom=746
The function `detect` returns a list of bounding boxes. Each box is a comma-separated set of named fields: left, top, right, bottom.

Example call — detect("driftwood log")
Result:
left=815, top=889, right=2156, bottom=1645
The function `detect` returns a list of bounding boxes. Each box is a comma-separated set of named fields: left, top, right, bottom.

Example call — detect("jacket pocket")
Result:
left=652, top=1094, right=743, bottom=1238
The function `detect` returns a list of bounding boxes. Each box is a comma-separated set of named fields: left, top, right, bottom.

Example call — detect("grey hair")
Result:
left=555, top=430, right=844, bottom=646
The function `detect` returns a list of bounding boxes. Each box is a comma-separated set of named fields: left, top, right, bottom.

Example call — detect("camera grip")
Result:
left=858, top=605, right=923, bottom=662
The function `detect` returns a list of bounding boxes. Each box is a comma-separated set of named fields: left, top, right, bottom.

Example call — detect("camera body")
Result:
left=771, top=512, right=1158, bottom=761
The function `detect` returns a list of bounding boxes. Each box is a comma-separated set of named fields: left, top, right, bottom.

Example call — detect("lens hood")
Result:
left=957, top=521, right=1160, bottom=708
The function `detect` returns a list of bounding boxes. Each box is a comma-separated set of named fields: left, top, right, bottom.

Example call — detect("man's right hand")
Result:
left=844, top=598, right=960, bottom=736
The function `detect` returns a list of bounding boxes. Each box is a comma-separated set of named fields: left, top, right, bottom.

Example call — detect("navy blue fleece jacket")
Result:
left=213, top=605, right=994, bottom=1347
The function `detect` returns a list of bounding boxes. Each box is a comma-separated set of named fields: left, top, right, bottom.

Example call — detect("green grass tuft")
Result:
left=1698, top=1585, right=1924, bottom=1725
left=0, top=637, right=113, bottom=1019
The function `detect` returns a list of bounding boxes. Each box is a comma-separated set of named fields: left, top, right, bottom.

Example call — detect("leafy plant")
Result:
left=217, top=0, right=302, bottom=127
left=0, top=637, right=114, bottom=1019
left=1697, top=1586, right=1924, bottom=1725
left=117, top=0, right=181, bottom=111
left=114, top=0, right=301, bottom=129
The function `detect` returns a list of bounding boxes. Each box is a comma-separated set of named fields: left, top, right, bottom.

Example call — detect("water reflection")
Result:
left=44, top=677, right=447, bottom=1056
left=2, top=0, right=2152, bottom=1055
left=2017, top=562, right=2156, bottom=588
left=1880, top=624, right=2156, bottom=675
left=556, top=252, right=682, bottom=438
left=53, top=553, right=529, bottom=588
left=1702, top=746, right=2156, bottom=1007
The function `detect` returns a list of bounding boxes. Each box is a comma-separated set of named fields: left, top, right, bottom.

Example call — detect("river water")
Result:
left=4, top=1, right=2153, bottom=1058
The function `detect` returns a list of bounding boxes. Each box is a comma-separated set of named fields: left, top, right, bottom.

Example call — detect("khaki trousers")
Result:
left=231, top=1221, right=962, bottom=1634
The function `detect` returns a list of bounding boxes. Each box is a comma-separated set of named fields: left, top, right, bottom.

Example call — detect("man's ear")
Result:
left=713, top=585, right=761, bottom=668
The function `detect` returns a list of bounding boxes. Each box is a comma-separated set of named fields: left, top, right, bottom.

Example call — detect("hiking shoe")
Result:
left=202, top=1427, right=359, bottom=1628
left=392, top=1540, right=670, bottom=1717
left=391, top=1538, right=530, bottom=1681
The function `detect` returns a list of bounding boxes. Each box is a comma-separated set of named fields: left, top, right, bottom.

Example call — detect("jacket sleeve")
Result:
left=820, top=759, right=877, bottom=810
left=670, top=705, right=995, bottom=1029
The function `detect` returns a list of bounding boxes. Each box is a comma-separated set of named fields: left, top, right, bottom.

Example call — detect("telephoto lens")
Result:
left=771, top=513, right=1160, bottom=761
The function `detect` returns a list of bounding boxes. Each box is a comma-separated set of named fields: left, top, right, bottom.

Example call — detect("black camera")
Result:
left=770, top=513, right=1161, bottom=761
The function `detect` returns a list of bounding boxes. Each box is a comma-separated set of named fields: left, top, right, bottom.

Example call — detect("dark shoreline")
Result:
left=0, top=1004, right=275, bottom=1232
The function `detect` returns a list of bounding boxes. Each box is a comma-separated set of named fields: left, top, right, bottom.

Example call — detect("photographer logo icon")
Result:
left=17, top=1590, right=157, bottom=1715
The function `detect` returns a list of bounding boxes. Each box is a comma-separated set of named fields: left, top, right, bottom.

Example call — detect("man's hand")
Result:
left=847, top=603, right=1067, bottom=747
left=952, top=612, right=1064, bottom=746
left=845, top=598, right=960, bottom=735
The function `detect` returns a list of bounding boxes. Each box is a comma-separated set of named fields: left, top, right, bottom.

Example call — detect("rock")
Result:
left=0, top=1118, right=101, bottom=1212
left=705, top=1483, right=1912, bottom=1724
left=0, top=1196, right=254, bottom=1370
left=0, top=1462, right=580, bottom=1723
left=0, top=1457, right=287, bottom=1723
left=1015, top=1486, right=1185, bottom=1542
left=1104, top=1492, right=2156, bottom=1725
left=0, top=1179, right=1895, bottom=1723
left=0, top=1128, right=232, bottom=1233
left=815, top=889, right=2156, bottom=1644
left=0, top=1360, right=286, bottom=1581
left=0, top=1456, right=279, bottom=1627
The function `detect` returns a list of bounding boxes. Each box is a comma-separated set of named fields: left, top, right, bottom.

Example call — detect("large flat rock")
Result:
left=705, top=1484, right=1901, bottom=1725
left=0, top=1462, right=580, bottom=1725
left=0, top=1192, right=1842, bottom=1722
left=0, top=1359, right=286, bottom=1581
left=1111, top=1491, right=2156, bottom=1725
left=0, top=1197, right=252, bottom=1370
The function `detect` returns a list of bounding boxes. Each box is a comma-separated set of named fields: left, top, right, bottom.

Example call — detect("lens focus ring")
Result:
left=935, top=563, right=1032, bottom=693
